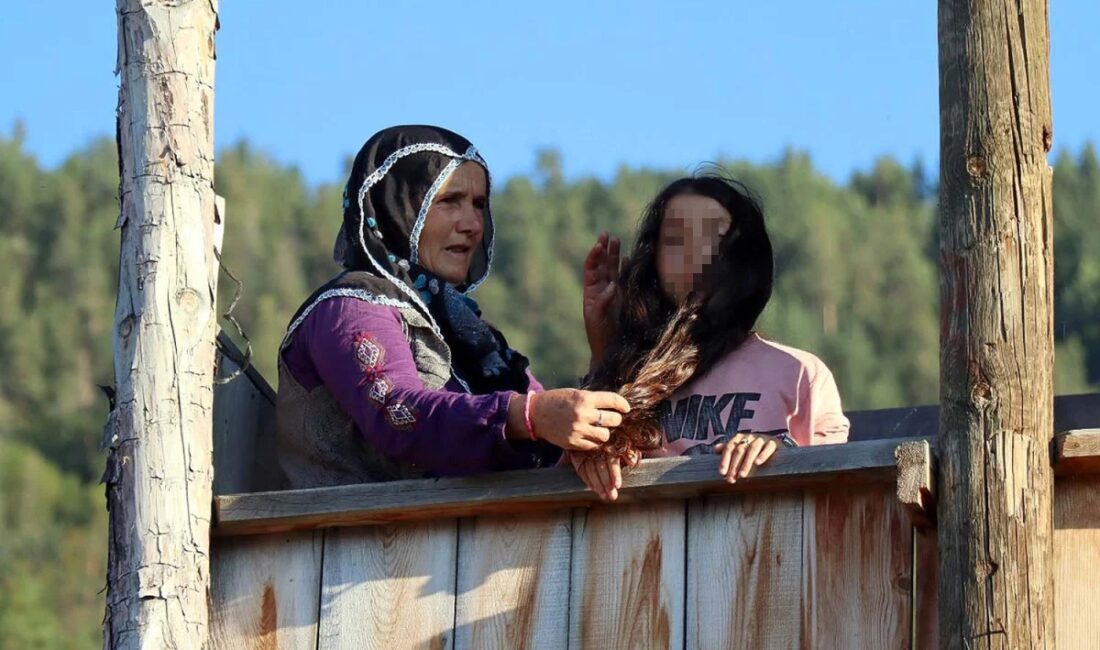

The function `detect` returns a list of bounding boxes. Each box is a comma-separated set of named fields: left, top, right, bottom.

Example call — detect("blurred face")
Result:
left=417, top=161, right=487, bottom=284
left=657, top=193, right=731, bottom=304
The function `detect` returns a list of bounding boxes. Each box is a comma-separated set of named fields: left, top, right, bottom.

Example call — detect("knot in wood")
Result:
left=176, top=287, right=203, bottom=314
left=966, top=156, right=987, bottom=179
left=119, top=314, right=135, bottom=340
left=971, top=381, right=992, bottom=405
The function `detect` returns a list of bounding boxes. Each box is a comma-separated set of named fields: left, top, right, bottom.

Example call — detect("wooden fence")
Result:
left=209, top=337, right=1100, bottom=649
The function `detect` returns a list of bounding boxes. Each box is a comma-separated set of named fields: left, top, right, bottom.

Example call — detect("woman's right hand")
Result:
left=530, top=388, right=631, bottom=451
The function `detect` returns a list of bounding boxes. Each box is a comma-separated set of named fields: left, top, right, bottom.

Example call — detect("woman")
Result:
left=277, top=125, right=630, bottom=488
left=573, top=174, right=850, bottom=500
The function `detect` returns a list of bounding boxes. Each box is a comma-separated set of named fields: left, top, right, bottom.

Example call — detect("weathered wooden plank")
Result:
left=686, top=492, right=804, bottom=649
left=453, top=510, right=572, bottom=650
left=803, top=486, right=912, bottom=648
left=1053, top=429, right=1100, bottom=477
left=317, top=519, right=458, bottom=650
left=216, top=438, right=911, bottom=536
left=213, top=331, right=281, bottom=494
left=895, top=440, right=936, bottom=530
left=568, top=501, right=685, bottom=649
left=1054, top=477, right=1100, bottom=650
left=210, top=531, right=322, bottom=650
left=912, top=527, right=939, bottom=649
left=213, top=332, right=279, bottom=495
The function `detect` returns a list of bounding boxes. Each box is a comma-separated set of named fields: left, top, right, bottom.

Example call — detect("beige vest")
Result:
left=275, top=273, right=455, bottom=488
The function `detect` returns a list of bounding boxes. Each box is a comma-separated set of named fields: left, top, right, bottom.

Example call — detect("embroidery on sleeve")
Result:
left=353, top=331, right=418, bottom=430
left=385, top=402, right=419, bottom=431
left=354, top=333, right=386, bottom=373
left=368, top=376, right=393, bottom=406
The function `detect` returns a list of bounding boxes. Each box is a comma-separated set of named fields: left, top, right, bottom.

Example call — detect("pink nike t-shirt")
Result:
left=647, top=333, right=849, bottom=458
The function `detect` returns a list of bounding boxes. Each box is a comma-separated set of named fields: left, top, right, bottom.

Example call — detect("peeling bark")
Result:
left=105, top=2, right=220, bottom=648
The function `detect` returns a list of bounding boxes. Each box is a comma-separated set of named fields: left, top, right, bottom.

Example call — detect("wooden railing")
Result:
left=208, top=341, right=1100, bottom=648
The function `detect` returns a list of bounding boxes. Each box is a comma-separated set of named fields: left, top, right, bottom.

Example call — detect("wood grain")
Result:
left=936, top=0, right=1056, bottom=645
left=1053, top=429, right=1100, bottom=477
left=453, top=510, right=573, bottom=649
left=1054, top=477, right=1100, bottom=650
left=210, top=531, right=322, bottom=650
left=896, top=439, right=936, bottom=530
left=569, top=501, right=685, bottom=649
left=803, top=486, right=912, bottom=648
left=317, top=519, right=458, bottom=649
left=686, top=492, right=804, bottom=649
left=105, top=2, right=221, bottom=647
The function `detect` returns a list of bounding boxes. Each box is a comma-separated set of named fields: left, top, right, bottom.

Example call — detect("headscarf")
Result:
left=331, top=125, right=532, bottom=395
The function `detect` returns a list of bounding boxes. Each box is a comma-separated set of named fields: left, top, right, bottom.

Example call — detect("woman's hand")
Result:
left=527, top=388, right=630, bottom=451
left=568, top=448, right=641, bottom=502
left=583, top=232, right=623, bottom=369
left=714, top=433, right=778, bottom=483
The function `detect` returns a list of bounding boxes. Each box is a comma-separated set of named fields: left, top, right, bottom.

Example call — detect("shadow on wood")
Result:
left=208, top=356, right=1100, bottom=648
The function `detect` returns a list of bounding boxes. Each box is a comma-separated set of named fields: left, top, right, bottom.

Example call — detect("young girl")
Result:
left=572, top=174, right=849, bottom=500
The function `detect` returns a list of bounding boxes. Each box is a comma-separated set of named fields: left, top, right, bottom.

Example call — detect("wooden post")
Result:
left=105, top=2, right=220, bottom=648
left=937, top=0, right=1055, bottom=648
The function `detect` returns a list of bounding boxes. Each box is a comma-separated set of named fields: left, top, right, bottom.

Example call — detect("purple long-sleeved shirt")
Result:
left=282, top=296, right=548, bottom=476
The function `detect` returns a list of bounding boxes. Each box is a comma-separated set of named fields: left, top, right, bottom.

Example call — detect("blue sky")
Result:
left=2, top=1, right=1097, bottom=186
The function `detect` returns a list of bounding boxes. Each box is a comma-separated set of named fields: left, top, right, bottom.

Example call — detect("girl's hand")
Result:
left=526, top=388, right=631, bottom=452
left=582, top=232, right=623, bottom=369
left=714, top=433, right=778, bottom=483
left=568, top=448, right=641, bottom=502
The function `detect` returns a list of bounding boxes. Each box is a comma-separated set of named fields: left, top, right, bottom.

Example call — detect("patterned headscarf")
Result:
left=331, top=125, right=531, bottom=394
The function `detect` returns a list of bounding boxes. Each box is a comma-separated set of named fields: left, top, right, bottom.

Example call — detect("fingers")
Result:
left=577, top=459, right=606, bottom=499
left=595, top=457, right=615, bottom=501
left=587, top=390, right=631, bottom=414
left=718, top=434, right=748, bottom=482
left=567, top=437, right=601, bottom=452
left=579, top=425, right=611, bottom=445
left=607, top=456, right=622, bottom=501
left=738, top=437, right=766, bottom=477
left=587, top=407, right=623, bottom=428
left=716, top=440, right=733, bottom=475
left=756, top=439, right=778, bottom=466
left=715, top=435, right=780, bottom=482
left=595, top=278, right=617, bottom=309
left=716, top=434, right=742, bottom=474
left=607, top=236, right=622, bottom=283
left=575, top=455, right=614, bottom=502
left=583, top=239, right=604, bottom=274
left=583, top=232, right=610, bottom=281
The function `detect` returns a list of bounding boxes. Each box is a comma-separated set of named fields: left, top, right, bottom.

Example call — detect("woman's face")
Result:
left=418, top=161, right=487, bottom=284
left=656, top=193, right=732, bottom=304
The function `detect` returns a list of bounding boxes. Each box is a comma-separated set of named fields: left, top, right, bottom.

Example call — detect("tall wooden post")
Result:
left=105, top=2, right=220, bottom=648
left=937, top=0, right=1055, bottom=648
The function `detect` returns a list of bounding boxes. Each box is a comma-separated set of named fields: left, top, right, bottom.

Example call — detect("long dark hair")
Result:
left=587, top=174, right=774, bottom=460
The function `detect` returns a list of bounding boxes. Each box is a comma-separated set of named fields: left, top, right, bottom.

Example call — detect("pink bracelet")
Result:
left=524, top=390, right=538, bottom=441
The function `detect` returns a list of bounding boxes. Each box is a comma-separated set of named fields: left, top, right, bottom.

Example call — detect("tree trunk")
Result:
left=105, top=2, right=220, bottom=648
left=937, top=0, right=1055, bottom=648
